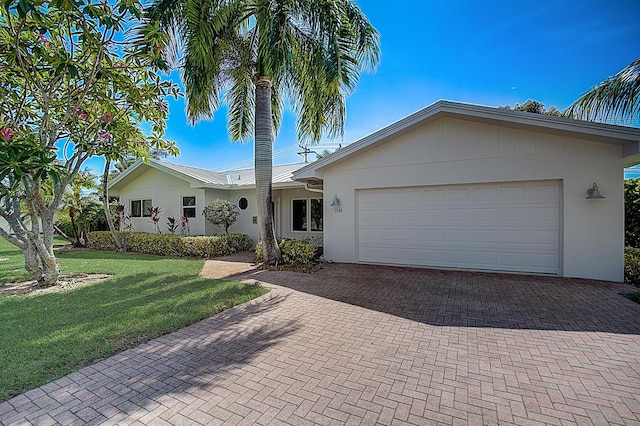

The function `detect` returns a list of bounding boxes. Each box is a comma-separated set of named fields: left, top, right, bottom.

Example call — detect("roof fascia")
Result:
left=107, top=158, right=144, bottom=190
left=293, top=100, right=640, bottom=179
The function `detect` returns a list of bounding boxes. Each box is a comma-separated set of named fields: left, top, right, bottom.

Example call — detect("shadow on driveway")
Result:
left=245, top=263, right=640, bottom=334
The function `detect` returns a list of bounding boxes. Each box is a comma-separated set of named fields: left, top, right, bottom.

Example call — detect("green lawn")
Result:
left=0, top=238, right=268, bottom=401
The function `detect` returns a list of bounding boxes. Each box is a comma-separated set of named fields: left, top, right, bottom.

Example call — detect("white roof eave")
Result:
left=292, top=100, right=640, bottom=179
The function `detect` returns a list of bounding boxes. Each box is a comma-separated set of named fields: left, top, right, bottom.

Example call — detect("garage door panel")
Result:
left=359, top=192, right=378, bottom=207
left=400, top=229, right=422, bottom=241
left=424, top=248, right=447, bottom=262
left=423, top=229, right=445, bottom=243
left=379, top=229, right=398, bottom=241
left=527, top=230, right=558, bottom=245
left=378, top=247, right=399, bottom=260
left=400, top=190, right=423, bottom=206
left=400, top=248, right=421, bottom=262
left=359, top=210, right=378, bottom=225
left=471, top=208, right=498, bottom=222
left=471, top=187, right=498, bottom=202
left=447, top=229, right=470, bottom=243
left=424, top=189, right=445, bottom=203
left=358, top=181, right=560, bottom=274
left=446, top=188, right=471, bottom=202
left=446, top=250, right=471, bottom=264
left=359, top=228, right=378, bottom=241
left=472, top=230, right=497, bottom=243
left=400, top=209, right=421, bottom=224
left=472, top=251, right=498, bottom=266
left=499, top=207, right=529, bottom=222
left=448, top=208, right=471, bottom=222
left=379, top=210, right=398, bottom=225
left=379, top=191, right=399, bottom=207
left=528, top=206, right=558, bottom=222
left=422, top=208, right=446, bottom=222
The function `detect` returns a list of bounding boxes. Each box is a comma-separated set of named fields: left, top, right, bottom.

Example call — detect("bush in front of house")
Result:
left=255, top=238, right=317, bottom=266
left=87, top=231, right=252, bottom=258
left=624, top=247, right=640, bottom=287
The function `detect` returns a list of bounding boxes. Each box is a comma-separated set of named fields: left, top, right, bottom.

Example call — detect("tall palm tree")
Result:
left=145, top=0, right=380, bottom=264
left=567, top=58, right=640, bottom=124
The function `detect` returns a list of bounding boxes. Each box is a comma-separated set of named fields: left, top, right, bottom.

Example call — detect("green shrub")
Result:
left=87, top=231, right=252, bottom=258
left=255, top=238, right=316, bottom=266
left=624, top=247, right=640, bottom=287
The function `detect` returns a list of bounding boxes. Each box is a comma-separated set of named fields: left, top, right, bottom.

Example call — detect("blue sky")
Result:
left=85, top=0, right=640, bottom=174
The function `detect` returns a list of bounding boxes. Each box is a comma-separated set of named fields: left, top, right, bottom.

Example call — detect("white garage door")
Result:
left=358, top=181, right=560, bottom=274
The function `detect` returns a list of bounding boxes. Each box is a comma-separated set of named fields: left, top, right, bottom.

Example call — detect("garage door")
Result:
left=358, top=181, right=560, bottom=274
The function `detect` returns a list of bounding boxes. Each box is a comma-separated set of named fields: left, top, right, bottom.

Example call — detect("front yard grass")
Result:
left=0, top=239, right=268, bottom=401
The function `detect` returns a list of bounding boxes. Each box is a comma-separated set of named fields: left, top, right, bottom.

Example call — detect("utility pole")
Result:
left=297, top=144, right=317, bottom=163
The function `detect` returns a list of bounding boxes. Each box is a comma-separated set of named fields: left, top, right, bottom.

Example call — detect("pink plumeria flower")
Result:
left=99, top=134, right=112, bottom=141
left=153, top=45, right=163, bottom=52
left=114, top=61, right=126, bottom=69
left=74, top=109, right=88, bottom=120
left=101, top=113, right=113, bottom=123
left=36, top=34, right=52, bottom=47
left=0, top=128, right=17, bottom=141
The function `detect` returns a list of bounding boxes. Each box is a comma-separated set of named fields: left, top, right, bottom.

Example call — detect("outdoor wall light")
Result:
left=585, top=182, right=605, bottom=199
left=330, top=194, right=341, bottom=207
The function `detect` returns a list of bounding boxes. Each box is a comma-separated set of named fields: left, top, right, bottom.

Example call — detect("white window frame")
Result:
left=182, top=196, right=197, bottom=218
left=130, top=199, right=152, bottom=217
left=291, top=198, right=323, bottom=233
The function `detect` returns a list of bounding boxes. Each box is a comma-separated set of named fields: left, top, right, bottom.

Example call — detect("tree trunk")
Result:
left=102, top=159, right=126, bottom=252
left=253, top=76, right=281, bottom=264
left=31, top=209, right=60, bottom=286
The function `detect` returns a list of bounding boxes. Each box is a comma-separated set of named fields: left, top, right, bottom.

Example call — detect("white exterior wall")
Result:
left=223, top=187, right=325, bottom=245
left=116, top=168, right=207, bottom=235
left=321, top=117, right=624, bottom=282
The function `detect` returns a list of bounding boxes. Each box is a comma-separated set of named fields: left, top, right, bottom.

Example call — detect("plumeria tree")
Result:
left=0, top=0, right=180, bottom=285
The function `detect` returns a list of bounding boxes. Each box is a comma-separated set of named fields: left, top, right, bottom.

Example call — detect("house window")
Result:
left=292, top=199, right=307, bottom=231
left=292, top=198, right=323, bottom=232
left=238, top=197, right=248, bottom=210
left=310, top=198, right=323, bottom=231
left=182, top=196, right=196, bottom=218
left=131, top=199, right=152, bottom=217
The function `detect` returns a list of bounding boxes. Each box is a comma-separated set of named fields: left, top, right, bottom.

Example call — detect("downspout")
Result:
left=305, top=182, right=324, bottom=194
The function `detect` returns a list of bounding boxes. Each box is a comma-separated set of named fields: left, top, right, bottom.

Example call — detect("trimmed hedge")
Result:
left=255, top=238, right=316, bottom=266
left=87, top=231, right=253, bottom=258
left=625, top=247, right=640, bottom=287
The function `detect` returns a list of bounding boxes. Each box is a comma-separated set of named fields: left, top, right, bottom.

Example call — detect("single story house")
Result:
left=110, top=101, right=640, bottom=282
left=108, top=160, right=323, bottom=245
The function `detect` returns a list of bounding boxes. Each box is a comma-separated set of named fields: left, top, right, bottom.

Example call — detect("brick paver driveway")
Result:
left=2, top=263, right=640, bottom=425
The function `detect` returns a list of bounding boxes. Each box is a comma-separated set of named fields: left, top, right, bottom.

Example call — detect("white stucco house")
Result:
left=110, top=100, right=640, bottom=282
left=108, top=160, right=325, bottom=246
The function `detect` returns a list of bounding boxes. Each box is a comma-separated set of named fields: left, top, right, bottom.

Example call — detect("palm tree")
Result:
left=145, top=0, right=380, bottom=263
left=567, top=58, right=640, bottom=124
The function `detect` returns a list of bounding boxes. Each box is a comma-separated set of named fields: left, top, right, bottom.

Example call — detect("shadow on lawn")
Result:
left=0, top=270, right=268, bottom=402
left=0, top=292, right=298, bottom=423
left=244, top=263, right=640, bottom=335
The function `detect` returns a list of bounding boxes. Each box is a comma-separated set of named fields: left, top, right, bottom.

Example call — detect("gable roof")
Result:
left=109, top=159, right=307, bottom=192
left=293, top=100, right=640, bottom=182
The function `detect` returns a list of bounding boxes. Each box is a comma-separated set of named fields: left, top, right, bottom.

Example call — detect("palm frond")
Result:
left=568, top=58, right=640, bottom=123
left=225, top=63, right=255, bottom=141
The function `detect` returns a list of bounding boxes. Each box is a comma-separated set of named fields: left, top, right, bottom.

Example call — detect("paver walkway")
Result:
left=199, top=252, right=257, bottom=279
left=2, top=262, right=640, bottom=425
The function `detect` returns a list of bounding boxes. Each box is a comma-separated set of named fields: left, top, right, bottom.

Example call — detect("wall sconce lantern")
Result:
left=330, top=194, right=341, bottom=207
left=585, top=182, right=605, bottom=199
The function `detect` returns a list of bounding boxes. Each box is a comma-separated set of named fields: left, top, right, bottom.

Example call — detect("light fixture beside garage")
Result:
left=330, top=194, right=341, bottom=207
left=585, top=182, right=605, bottom=199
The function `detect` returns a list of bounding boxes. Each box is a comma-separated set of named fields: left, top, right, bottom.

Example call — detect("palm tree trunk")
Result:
left=253, top=75, right=281, bottom=264
left=102, top=159, right=126, bottom=252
